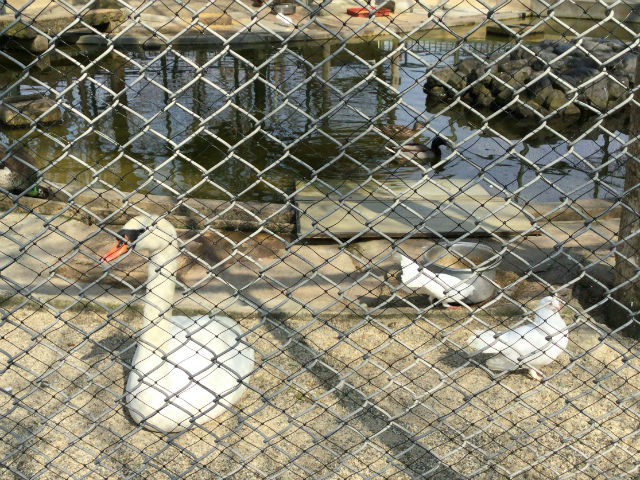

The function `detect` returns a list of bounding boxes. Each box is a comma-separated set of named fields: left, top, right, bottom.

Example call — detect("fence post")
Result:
left=610, top=52, right=640, bottom=337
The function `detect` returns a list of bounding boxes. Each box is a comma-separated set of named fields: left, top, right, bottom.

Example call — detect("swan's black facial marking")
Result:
left=117, top=228, right=145, bottom=247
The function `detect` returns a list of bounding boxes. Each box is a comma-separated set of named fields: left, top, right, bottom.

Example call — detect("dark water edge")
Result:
left=0, top=19, right=633, bottom=204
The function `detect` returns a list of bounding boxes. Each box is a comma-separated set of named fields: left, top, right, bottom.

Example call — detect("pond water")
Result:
left=1, top=18, right=633, bottom=203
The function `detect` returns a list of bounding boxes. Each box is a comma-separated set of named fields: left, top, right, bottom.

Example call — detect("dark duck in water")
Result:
left=386, top=136, right=449, bottom=163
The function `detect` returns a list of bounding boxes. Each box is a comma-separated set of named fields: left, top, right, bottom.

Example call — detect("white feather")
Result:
left=467, top=295, right=568, bottom=375
left=400, top=253, right=475, bottom=306
left=101, top=215, right=254, bottom=432
left=276, top=12, right=293, bottom=24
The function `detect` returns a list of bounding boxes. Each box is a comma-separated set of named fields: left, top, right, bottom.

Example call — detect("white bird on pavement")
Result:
left=399, top=253, right=475, bottom=308
left=100, top=215, right=254, bottom=432
left=466, top=295, right=568, bottom=380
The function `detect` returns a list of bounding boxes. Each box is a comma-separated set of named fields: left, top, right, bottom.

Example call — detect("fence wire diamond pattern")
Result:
left=1, top=0, right=640, bottom=478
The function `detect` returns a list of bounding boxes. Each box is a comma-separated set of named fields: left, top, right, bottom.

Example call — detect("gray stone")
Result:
left=480, top=73, right=494, bottom=87
left=472, top=84, right=493, bottom=108
left=592, top=51, right=614, bottom=64
left=528, top=73, right=552, bottom=91
left=530, top=51, right=556, bottom=71
left=2, top=34, right=49, bottom=53
left=560, top=56, right=599, bottom=72
left=618, top=72, right=633, bottom=88
left=499, top=59, right=528, bottom=73
left=456, top=58, right=484, bottom=79
left=462, top=92, right=475, bottom=104
left=608, top=39, right=627, bottom=52
left=476, top=93, right=493, bottom=108
left=512, top=66, right=532, bottom=85
left=553, top=42, right=574, bottom=55
left=510, top=47, right=535, bottom=61
left=425, top=67, right=466, bottom=93
left=471, top=82, right=490, bottom=96
left=527, top=99, right=546, bottom=116
left=425, top=39, right=633, bottom=119
left=509, top=101, right=539, bottom=119
left=567, top=46, right=586, bottom=58
left=592, top=43, right=613, bottom=55
left=449, top=74, right=466, bottom=91
left=428, top=85, right=446, bottom=97
left=608, top=78, right=627, bottom=101
left=544, top=89, right=568, bottom=110
left=528, top=74, right=554, bottom=105
left=530, top=89, right=553, bottom=107
left=539, top=49, right=557, bottom=65
left=562, top=102, right=582, bottom=116
left=29, top=35, right=49, bottom=53
left=76, top=35, right=110, bottom=46
left=82, top=9, right=127, bottom=32
left=489, top=51, right=505, bottom=63
left=495, top=85, right=514, bottom=104
left=556, top=67, right=600, bottom=91
left=583, top=78, right=609, bottom=110
left=491, top=72, right=519, bottom=94
left=612, top=52, right=636, bottom=75
left=536, top=39, right=555, bottom=50
left=529, top=60, right=543, bottom=71
left=581, top=38, right=601, bottom=51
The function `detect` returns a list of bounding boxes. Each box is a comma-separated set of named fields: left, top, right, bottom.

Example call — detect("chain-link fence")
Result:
left=1, top=0, right=639, bottom=478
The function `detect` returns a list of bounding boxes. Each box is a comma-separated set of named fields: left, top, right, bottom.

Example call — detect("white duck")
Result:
left=467, top=295, right=567, bottom=381
left=101, top=215, right=255, bottom=432
left=400, top=253, right=475, bottom=308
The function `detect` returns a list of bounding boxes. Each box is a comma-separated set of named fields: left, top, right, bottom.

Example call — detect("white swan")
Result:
left=400, top=253, right=475, bottom=307
left=467, top=295, right=568, bottom=381
left=100, top=215, right=255, bottom=432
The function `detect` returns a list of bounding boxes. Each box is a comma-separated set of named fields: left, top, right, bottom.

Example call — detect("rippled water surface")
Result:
left=1, top=19, right=632, bottom=203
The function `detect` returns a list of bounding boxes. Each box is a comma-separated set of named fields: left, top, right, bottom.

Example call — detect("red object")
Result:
left=347, top=6, right=391, bottom=17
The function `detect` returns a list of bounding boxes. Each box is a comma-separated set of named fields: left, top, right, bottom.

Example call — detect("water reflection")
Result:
left=0, top=22, right=631, bottom=203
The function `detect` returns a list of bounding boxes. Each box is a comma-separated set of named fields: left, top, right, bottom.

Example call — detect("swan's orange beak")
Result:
left=100, top=236, right=129, bottom=263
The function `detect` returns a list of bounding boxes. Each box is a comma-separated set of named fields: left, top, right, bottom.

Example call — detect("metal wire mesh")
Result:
left=1, top=0, right=639, bottom=478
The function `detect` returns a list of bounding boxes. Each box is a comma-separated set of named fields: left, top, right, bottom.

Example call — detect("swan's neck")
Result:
left=139, top=240, right=180, bottom=352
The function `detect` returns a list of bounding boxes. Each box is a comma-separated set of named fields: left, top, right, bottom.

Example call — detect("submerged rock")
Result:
left=0, top=95, right=62, bottom=127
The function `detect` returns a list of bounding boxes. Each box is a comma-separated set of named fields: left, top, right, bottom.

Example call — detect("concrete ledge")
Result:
left=1, top=180, right=620, bottom=235
left=0, top=182, right=295, bottom=233
left=524, top=198, right=621, bottom=222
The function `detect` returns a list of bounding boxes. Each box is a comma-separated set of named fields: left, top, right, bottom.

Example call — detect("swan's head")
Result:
left=100, top=215, right=177, bottom=263
left=536, top=295, right=563, bottom=312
